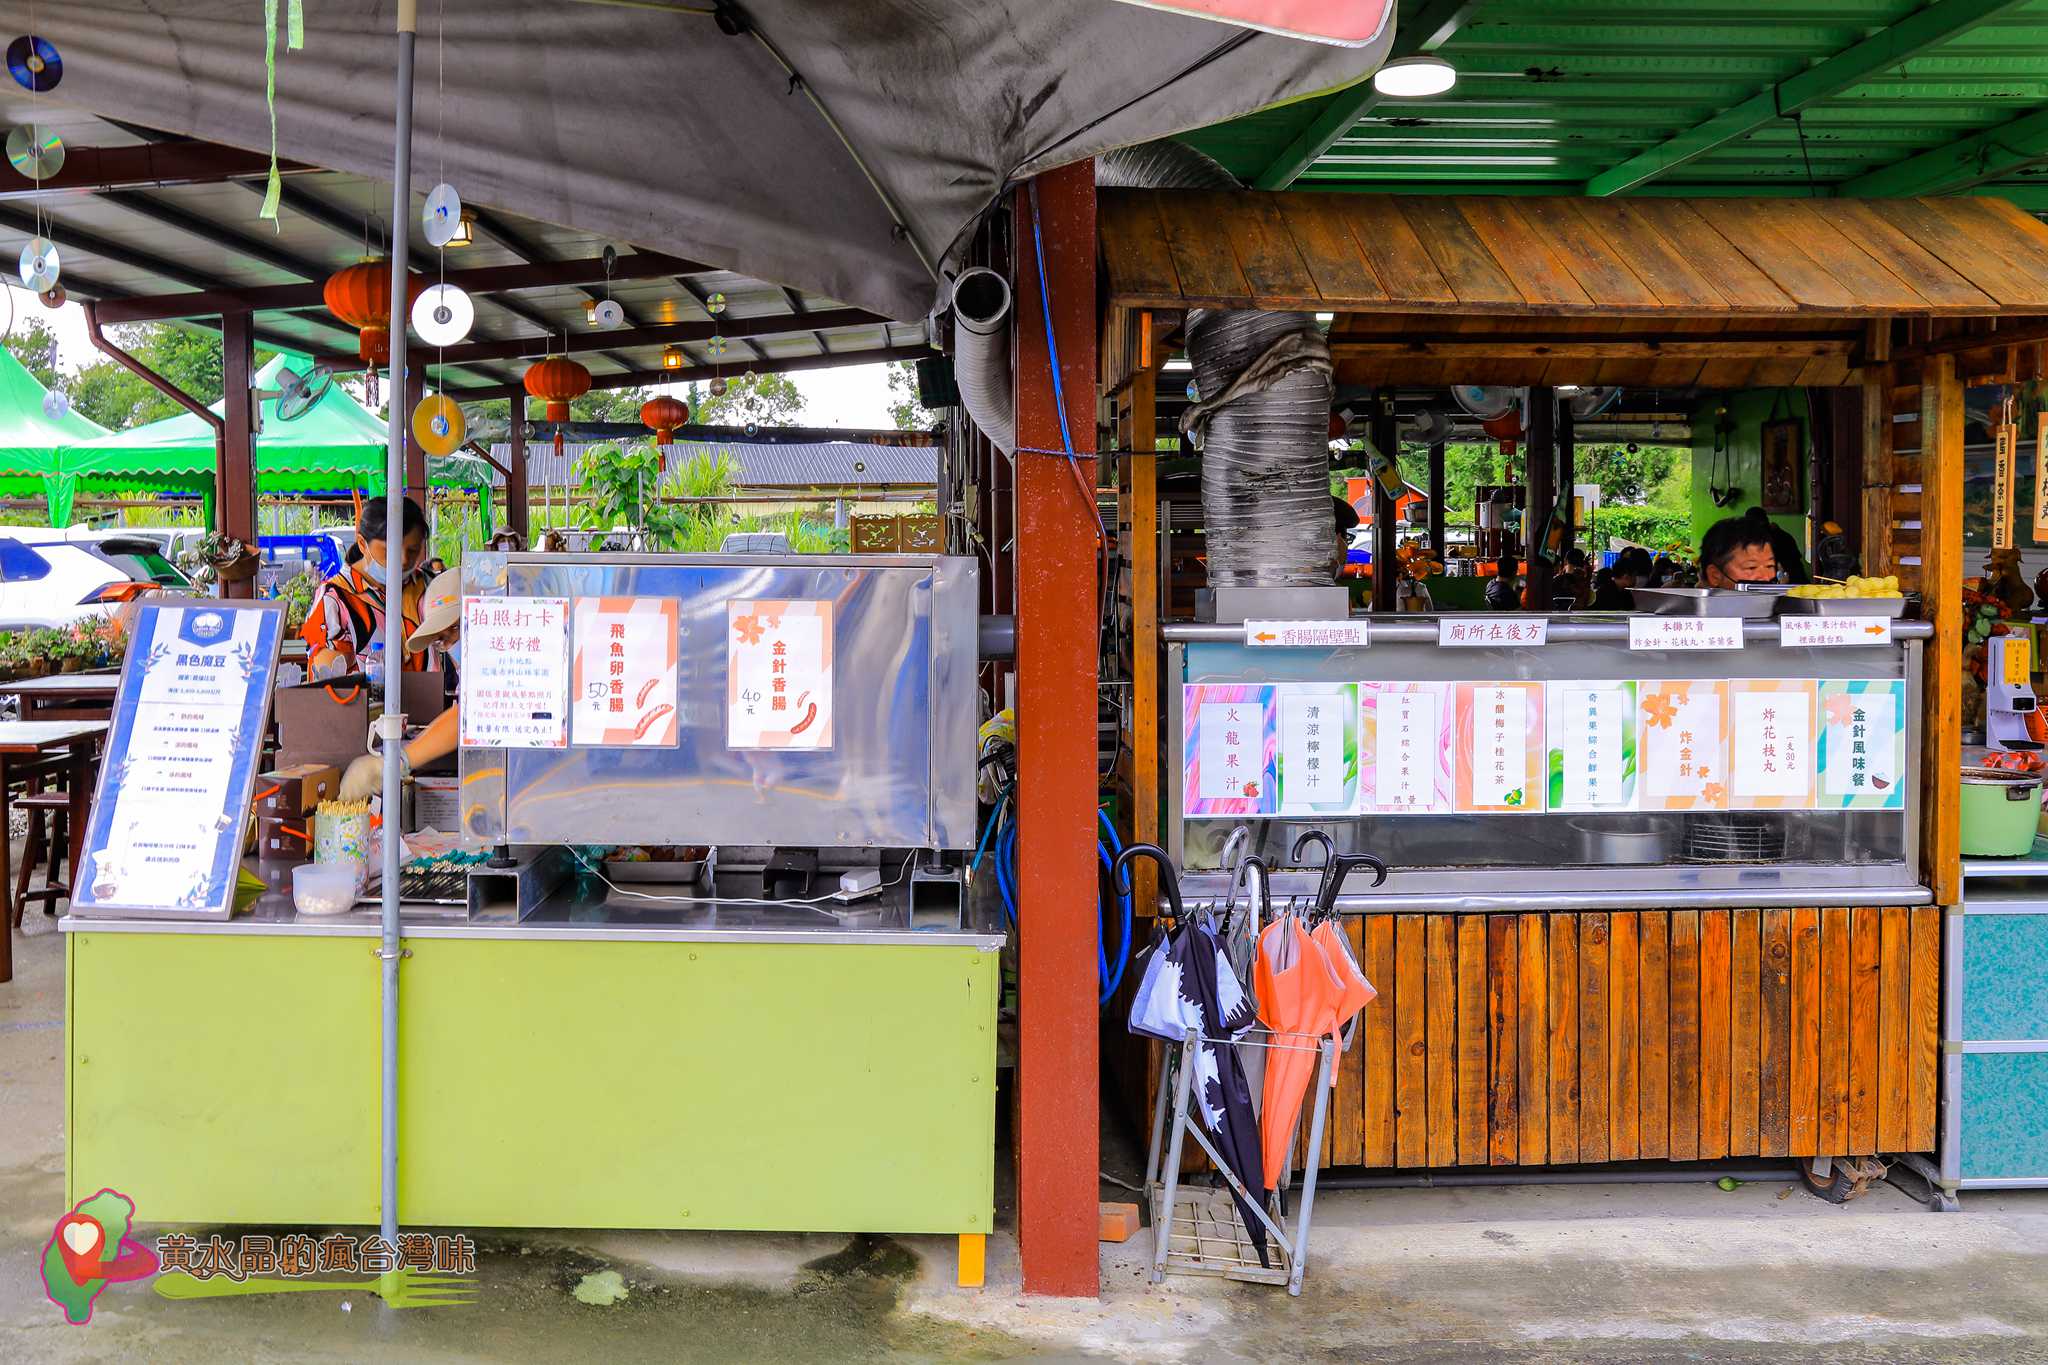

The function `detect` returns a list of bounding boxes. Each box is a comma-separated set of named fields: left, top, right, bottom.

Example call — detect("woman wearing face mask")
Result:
left=301, top=497, right=431, bottom=679
left=339, top=565, right=463, bottom=801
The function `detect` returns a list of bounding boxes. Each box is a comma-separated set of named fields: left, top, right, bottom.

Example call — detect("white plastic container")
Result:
left=291, top=862, right=359, bottom=916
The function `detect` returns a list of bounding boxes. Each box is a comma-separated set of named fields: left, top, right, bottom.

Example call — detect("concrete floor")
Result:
left=6, top=908, right=2048, bottom=1363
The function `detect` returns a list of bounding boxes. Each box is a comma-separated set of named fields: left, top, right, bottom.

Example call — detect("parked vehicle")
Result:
left=0, top=535, right=185, bottom=631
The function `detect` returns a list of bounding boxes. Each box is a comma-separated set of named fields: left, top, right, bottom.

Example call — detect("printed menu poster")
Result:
left=571, top=596, right=679, bottom=746
left=1182, top=684, right=1277, bottom=817
left=1728, top=679, right=1817, bottom=809
left=1359, top=682, right=1454, bottom=813
left=1817, top=679, right=1906, bottom=810
left=1455, top=682, right=1544, bottom=813
left=75, top=602, right=282, bottom=919
left=1547, top=681, right=1638, bottom=812
left=460, top=596, right=570, bottom=748
left=728, top=599, right=835, bottom=749
left=1637, top=679, right=1728, bottom=810
left=1276, top=683, right=1356, bottom=815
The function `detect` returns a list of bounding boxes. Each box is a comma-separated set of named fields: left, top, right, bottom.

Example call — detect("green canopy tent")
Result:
left=0, top=344, right=111, bottom=524
left=56, top=355, right=491, bottom=529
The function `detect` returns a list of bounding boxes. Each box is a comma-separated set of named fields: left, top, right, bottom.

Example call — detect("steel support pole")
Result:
left=379, top=0, right=418, bottom=1253
left=1011, top=162, right=1098, bottom=1298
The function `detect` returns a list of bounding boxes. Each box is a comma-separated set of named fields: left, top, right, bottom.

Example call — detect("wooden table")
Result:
left=0, top=673, right=122, bottom=723
left=0, top=721, right=107, bottom=984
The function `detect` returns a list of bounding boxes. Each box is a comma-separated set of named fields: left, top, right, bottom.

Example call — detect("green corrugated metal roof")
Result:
left=1188, top=0, right=2048, bottom=207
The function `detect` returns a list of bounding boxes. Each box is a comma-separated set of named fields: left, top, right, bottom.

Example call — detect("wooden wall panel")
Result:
left=1330, top=916, right=1366, bottom=1167
left=1363, top=914, right=1397, bottom=1167
left=1729, top=910, right=1762, bottom=1157
left=1580, top=913, right=1611, bottom=1165
left=1639, top=912, right=1671, bottom=1161
left=1608, top=913, right=1640, bottom=1162
left=1395, top=915, right=1429, bottom=1167
left=1698, top=911, right=1732, bottom=1160
left=1548, top=914, right=1581, bottom=1165
left=1518, top=915, right=1549, bottom=1164
left=1126, top=906, right=1943, bottom=1176
left=1456, top=914, right=1490, bottom=1164
left=1488, top=915, right=1519, bottom=1165
left=1426, top=915, right=1459, bottom=1168
left=1758, top=909, right=1792, bottom=1156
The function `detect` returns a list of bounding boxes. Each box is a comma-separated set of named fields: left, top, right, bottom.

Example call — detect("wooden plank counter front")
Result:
left=1192, top=907, right=1940, bottom=1171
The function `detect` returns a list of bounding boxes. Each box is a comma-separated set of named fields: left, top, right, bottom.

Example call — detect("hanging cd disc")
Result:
left=411, top=395, right=467, bottom=457
left=410, top=283, right=474, bottom=346
left=591, top=299, right=623, bottom=330
left=19, top=237, right=58, bottom=292
left=41, top=389, right=68, bottom=420
left=7, top=37, right=61, bottom=94
left=422, top=183, right=463, bottom=248
left=6, top=125, right=61, bottom=179
left=37, top=283, right=64, bottom=309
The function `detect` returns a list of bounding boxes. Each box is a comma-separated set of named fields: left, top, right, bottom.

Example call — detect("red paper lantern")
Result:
left=525, top=357, right=592, bottom=455
left=323, top=259, right=426, bottom=365
left=640, top=395, right=690, bottom=446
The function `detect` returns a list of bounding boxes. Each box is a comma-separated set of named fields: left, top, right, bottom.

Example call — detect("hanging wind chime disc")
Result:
left=37, top=283, right=64, bottom=309
left=18, top=236, right=58, bottom=292
left=5, top=125, right=62, bottom=179
left=6, top=37, right=61, bottom=93
left=705, top=291, right=727, bottom=315
left=421, top=183, right=463, bottom=248
left=590, top=299, right=623, bottom=330
left=707, top=335, right=730, bottom=358
left=411, top=395, right=467, bottom=457
left=411, top=283, right=474, bottom=347
left=41, top=389, right=68, bottom=420
left=709, top=376, right=728, bottom=397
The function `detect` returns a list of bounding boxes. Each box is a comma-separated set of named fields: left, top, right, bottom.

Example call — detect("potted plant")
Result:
left=194, top=531, right=261, bottom=586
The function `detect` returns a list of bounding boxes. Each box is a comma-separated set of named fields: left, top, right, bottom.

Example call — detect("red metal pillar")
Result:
left=218, top=311, right=258, bottom=601
left=1011, top=161, right=1099, bottom=1298
left=505, top=383, right=530, bottom=540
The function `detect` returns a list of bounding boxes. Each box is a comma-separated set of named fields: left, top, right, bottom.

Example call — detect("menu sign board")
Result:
left=1360, top=682, right=1454, bottom=814
left=1547, top=682, right=1637, bottom=811
left=1728, top=680, right=1817, bottom=809
left=1182, top=684, right=1277, bottom=816
left=74, top=600, right=283, bottom=920
left=728, top=599, right=835, bottom=749
left=1455, top=682, right=1543, bottom=813
left=1816, top=680, right=1906, bottom=810
left=1275, top=684, right=1356, bottom=815
left=460, top=596, right=570, bottom=748
left=571, top=597, right=679, bottom=747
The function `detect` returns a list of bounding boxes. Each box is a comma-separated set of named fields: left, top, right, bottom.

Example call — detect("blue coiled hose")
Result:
left=973, top=786, right=1133, bottom=1005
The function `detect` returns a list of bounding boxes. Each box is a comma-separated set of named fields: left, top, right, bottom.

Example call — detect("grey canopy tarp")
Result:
left=26, top=2, right=1390, bottom=320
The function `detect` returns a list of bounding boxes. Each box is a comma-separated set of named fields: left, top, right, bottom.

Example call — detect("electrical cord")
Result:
left=973, top=780, right=1133, bottom=1005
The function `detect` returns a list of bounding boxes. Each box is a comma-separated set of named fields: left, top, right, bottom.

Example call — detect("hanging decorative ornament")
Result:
left=421, top=183, right=464, bottom=249
left=707, top=335, right=730, bottom=358
left=524, top=356, right=592, bottom=456
left=324, top=259, right=427, bottom=365
left=411, top=282, right=475, bottom=347
left=744, top=421, right=760, bottom=437
left=640, top=395, right=689, bottom=446
left=18, top=236, right=57, bottom=292
left=41, top=389, right=68, bottom=420
left=709, top=376, right=729, bottom=398
left=6, top=125, right=61, bottom=180
left=705, top=291, right=727, bottom=316
left=37, top=283, right=64, bottom=309
left=411, top=394, right=468, bottom=457
left=1186, top=379, right=1200, bottom=402
left=6, top=36, right=61, bottom=94
left=590, top=299, right=624, bottom=330
left=741, top=369, right=758, bottom=386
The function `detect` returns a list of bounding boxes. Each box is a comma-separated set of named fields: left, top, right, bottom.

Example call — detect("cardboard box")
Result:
left=401, top=669, right=449, bottom=722
left=271, top=682, right=372, bottom=770
left=255, top=815, right=313, bottom=862
left=259, top=763, right=340, bottom=817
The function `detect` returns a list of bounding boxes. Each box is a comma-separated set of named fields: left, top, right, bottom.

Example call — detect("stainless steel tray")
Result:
left=1631, top=587, right=1778, bottom=619
left=1775, top=595, right=1909, bottom=618
left=604, top=858, right=707, bottom=885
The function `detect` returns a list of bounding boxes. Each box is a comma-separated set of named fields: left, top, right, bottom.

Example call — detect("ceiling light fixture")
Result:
left=1372, top=55, right=1456, bottom=99
left=445, top=210, right=475, bottom=248
left=661, top=344, right=686, bottom=371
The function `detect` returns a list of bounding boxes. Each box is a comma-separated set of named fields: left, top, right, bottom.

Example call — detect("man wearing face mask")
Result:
left=301, top=497, right=431, bottom=680
left=339, top=565, right=462, bottom=802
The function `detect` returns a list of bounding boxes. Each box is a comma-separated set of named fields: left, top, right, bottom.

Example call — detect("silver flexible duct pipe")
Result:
left=1097, top=141, right=1334, bottom=586
left=951, top=267, right=1015, bottom=456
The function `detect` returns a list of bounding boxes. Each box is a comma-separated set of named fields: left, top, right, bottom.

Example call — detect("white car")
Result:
left=0, top=536, right=186, bottom=631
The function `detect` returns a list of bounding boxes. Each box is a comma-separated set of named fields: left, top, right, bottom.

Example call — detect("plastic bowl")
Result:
left=292, top=862, right=360, bottom=917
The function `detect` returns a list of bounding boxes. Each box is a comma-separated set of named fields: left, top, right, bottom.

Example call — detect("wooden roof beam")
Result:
left=1585, top=0, right=2032, bottom=197
left=1249, top=0, right=1478, bottom=191
left=435, top=343, right=937, bottom=398
left=0, top=141, right=311, bottom=199
left=421, top=306, right=879, bottom=366
left=1843, top=103, right=2048, bottom=198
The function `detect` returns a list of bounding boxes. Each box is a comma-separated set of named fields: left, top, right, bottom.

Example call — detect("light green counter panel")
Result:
left=70, top=932, right=999, bottom=1234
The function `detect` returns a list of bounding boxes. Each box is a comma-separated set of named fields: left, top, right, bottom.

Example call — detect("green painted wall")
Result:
left=1690, top=389, right=1810, bottom=553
